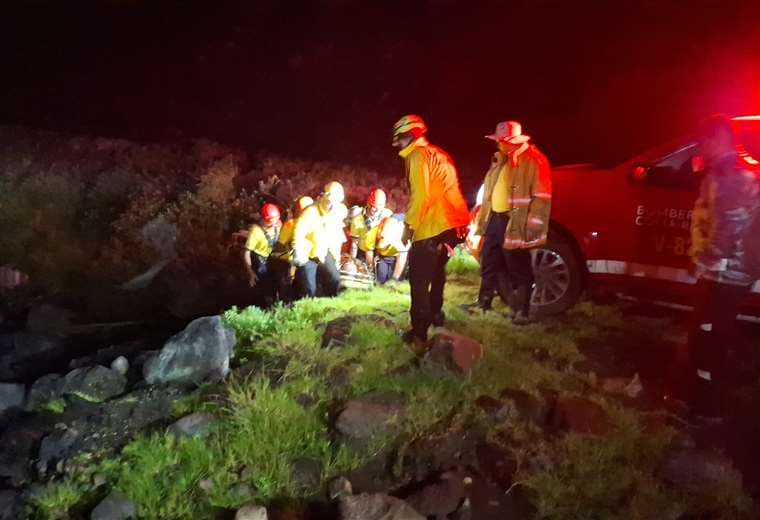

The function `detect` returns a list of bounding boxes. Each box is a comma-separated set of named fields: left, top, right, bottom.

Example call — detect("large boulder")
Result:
left=334, top=392, right=406, bottom=447
left=339, top=493, right=424, bottom=520
left=62, top=366, right=127, bottom=402
left=0, top=490, right=20, bottom=520
left=143, top=316, right=236, bottom=385
left=0, top=383, right=26, bottom=412
left=90, top=490, right=136, bottom=520
left=422, top=332, right=483, bottom=376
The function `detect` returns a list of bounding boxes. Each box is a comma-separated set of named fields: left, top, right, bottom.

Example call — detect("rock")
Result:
left=110, top=356, right=129, bottom=377
left=37, top=427, right=80, bottom=477
left=167, top=412, right=217, bottom=438
left=339, top=493, right=425, bottom=520
left=291, top=457, right=322, bottom=494
left=90, top=490, right=136, bottom=520
left=143, top=316, right=236, bottom=385
left=26, top=373, right=65, bottom=410
left=198, top=479, right=214, bottom=492
left=499, top=388, right=553, bottom=427
left=335, top=392, right=406, bottom=446
left=0, top=490, right=20, bottom=520
left=26, top=304, right=73, bottom=337
left=322, top=317, right=354, bottom=348
left=404, top=470, right=467, bottom=518
left=62, top=366, right=127, bottom=402
left=552, top=396, right=611, bottom=435
left=422, top=332, right=483, bottom=376
left=0, top=382, right=26, bottom=412
left=235, top=503, right=268, bottom=520
left=329, top=476, right=353, bottom=499
left=661, top=448, right=742, bottom=493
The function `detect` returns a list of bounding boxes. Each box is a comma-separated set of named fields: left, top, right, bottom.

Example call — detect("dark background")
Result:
left=2, top=0, right=760, bottom=190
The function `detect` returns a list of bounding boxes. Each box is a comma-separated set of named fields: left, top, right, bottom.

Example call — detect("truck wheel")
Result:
left=530, top=232, right=584, bottom=315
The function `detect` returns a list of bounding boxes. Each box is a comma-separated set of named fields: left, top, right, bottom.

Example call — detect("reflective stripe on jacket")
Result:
left=689, top=152, right=760, bottom=285
left=399, top=137, right=470, bottom=242
left=476, top=145, right=552, bottom=249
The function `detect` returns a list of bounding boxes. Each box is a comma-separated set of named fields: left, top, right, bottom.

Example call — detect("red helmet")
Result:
left=261, top=203, right=281, bottom=225
left=367, top=188, right=387, bottom=210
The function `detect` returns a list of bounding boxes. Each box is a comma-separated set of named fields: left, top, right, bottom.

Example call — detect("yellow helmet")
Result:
left=323, top=181, right=345, bottom=203
left=392, top=114, right=427, bottom=139
left=296, top=195, right=314, bottom=213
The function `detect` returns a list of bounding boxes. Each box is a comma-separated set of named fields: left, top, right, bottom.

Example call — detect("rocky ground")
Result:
left=1, top=259, right=759, bottom=519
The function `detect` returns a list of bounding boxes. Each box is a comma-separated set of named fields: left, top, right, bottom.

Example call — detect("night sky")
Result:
left=2, top=0, right=760, bottom=187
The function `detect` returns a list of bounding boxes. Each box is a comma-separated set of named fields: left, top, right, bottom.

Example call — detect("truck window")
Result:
left=646, top=143, right=700, bottom=190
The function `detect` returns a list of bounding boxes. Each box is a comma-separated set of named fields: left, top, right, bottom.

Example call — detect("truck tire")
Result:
left=530, top=231, right=584, bottom=316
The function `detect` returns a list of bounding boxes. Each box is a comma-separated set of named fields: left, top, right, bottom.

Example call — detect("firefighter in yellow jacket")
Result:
left=243, top=203, right=282, bottom=305
left=392, top=114, right=470, bottom=347
left=473, top=120, right=552, bottom=325
left=268, top=195, right=313, bottom=302
left=291, top=189, right=341, bottom=298
left=349, top=188, right=393, bottom=269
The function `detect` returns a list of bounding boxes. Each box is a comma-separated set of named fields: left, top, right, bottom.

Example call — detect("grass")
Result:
left=30, top=249, right=758, bottom=519
left=28, top=481, right=87, bottom=520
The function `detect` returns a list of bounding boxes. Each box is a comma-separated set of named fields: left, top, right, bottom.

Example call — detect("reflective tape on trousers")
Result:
left=585, top=260, right=760, bottom=294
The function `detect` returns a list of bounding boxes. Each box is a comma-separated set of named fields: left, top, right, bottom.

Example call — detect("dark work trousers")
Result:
left=479, top=212, right=534, bottom=313
left=408, top=228, right=458, bottom=340
left=295, top=253, right=340, bottom=299
left=689, top=277, right=750, bottom=416
left=375, top=255, right=397, bottom=285
left=252, top=254, right=276, bottom=307
left=267, top=257, right=293, bottom=304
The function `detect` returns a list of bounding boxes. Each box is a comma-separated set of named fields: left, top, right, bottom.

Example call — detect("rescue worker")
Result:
left=323, top=181, right=349, bottom=262
left=291, top=189, right=341, bottom=298
left=372, top=214, right=409, bottom=284
left=269, top=195, right=314, bottom=303
left=472, top=121, right=552, bottom=325
left=392, top=114, right=470, bottom=348
left=349, top=188, right=393, bottom=270
left=687, top=114, right=759, bottom=419
left=243, top=203, right=282, bottom=305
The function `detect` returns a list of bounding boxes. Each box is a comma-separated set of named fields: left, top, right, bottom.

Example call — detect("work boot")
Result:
left=432, top=311, right=446, bottom=327
left=459, top=301, right=491, bottom=314
left=401, top=330, right=428, bottom=355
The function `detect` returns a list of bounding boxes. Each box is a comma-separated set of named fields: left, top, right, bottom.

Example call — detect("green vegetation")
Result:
left=27, top=254, right=757, bottom=519
left=28, top=480, right=87, bottom=520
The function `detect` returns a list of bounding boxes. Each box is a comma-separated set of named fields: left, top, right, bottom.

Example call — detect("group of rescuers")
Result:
left=242, top=114, right=553, bottom=351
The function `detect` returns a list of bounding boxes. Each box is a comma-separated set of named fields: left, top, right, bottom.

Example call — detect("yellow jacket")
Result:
left=244, top=223, right=280, bottom=258
left=399, top=137, right=470, bottom=242
left=270, top=219, right=295, bottom=261
left=350, top=208, right=393, bottom=252
left=325, top=202, right=348, bottom=260
left=292, top=205, right=329, bottom=265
